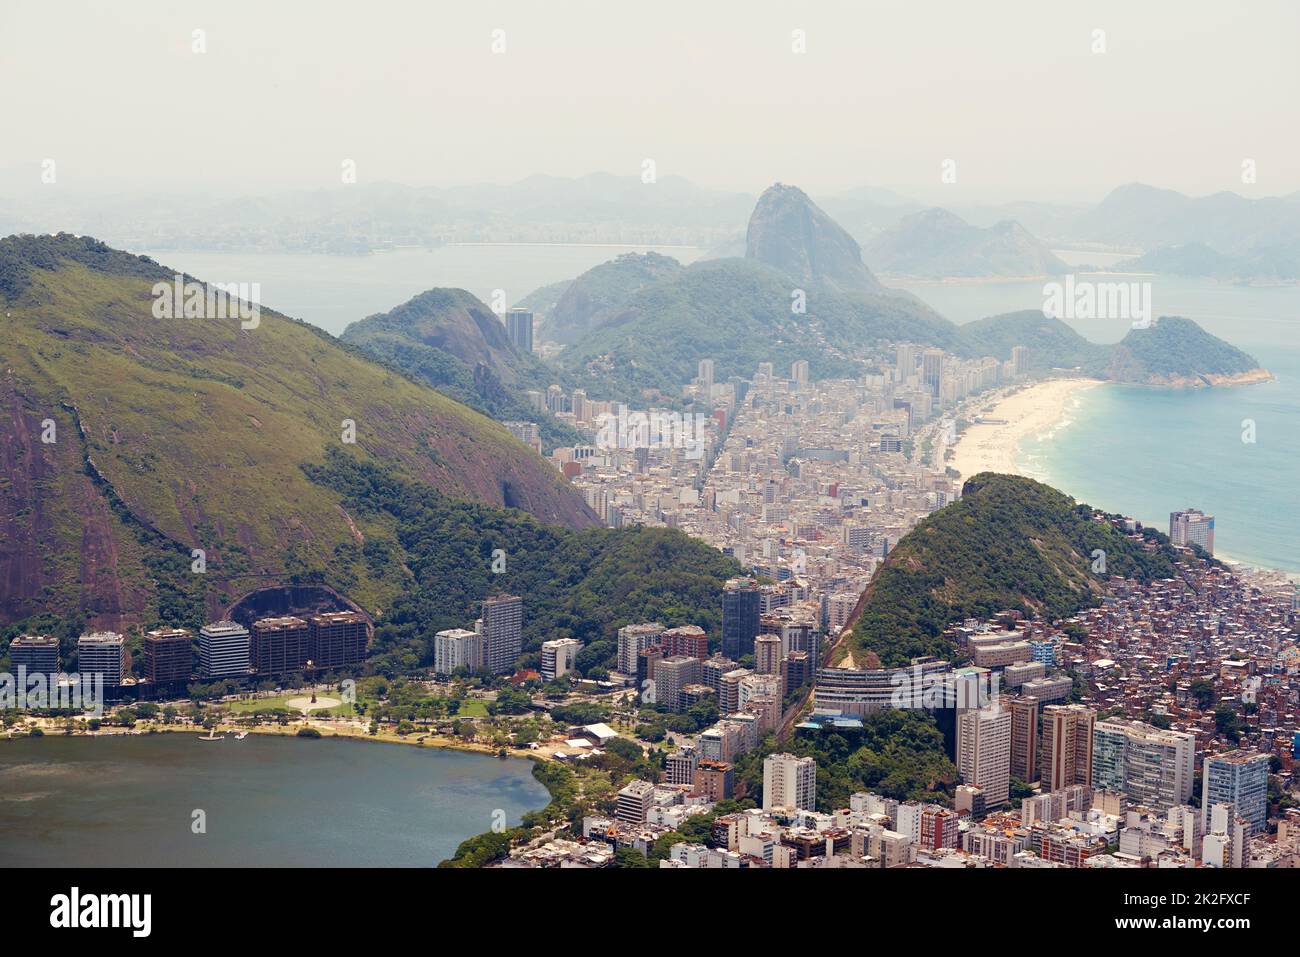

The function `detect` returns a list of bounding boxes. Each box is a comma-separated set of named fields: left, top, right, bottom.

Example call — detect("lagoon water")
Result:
left=0, top=735, right=549, bottom=867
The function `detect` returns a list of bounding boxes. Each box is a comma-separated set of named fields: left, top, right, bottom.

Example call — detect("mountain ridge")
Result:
left=0, top=233, right=597, bottom=629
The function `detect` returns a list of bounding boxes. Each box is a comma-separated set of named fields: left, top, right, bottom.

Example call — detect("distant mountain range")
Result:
left=864, top=208, right=1068, bottom=279
left=1114, top=241, right=1300, bottom=282
left=1070, top=183, right=1300, bottom=256
left=519, top=186, right=1267, bottom=401
left=7, top=171, right=1298, bottom=280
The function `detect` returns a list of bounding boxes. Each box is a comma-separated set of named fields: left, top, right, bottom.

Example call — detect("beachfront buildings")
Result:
left=8, top=634, right=60, bottom=680
left=249, top=616, right=309, bottom=676
left=306, top=611, right=369, bottom=670
left=1170, top=508, right=1215, bottom=555
left=143, top=628, right=193, bottom=684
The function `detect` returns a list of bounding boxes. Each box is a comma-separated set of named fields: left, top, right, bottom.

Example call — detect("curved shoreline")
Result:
left=948, top=376, right=1298, bottom=581
left=948, top=378, right=1104, bottom=482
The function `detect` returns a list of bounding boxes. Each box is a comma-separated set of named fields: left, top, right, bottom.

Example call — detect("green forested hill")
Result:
left=555, top=257, right=956, bottom=404
left=955, top=311, right=1108, bottom=371
left=341, top=287, right=581, bottom=448
left=1105, top=316, right=1263, bottom=383
left=848, top=473, right=1185, bottom=667
left=304, top=448, right=745, bottom=675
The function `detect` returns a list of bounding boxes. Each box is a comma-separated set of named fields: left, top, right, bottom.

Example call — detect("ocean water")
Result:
left=897, top=267, right=1300, bottom=574
left=136, top=243, right=703, bottom=337
left=0, top=735, right=549, bottom=867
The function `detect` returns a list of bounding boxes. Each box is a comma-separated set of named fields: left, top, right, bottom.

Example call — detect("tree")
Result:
left=1190, top=679, right=1217, bottom=710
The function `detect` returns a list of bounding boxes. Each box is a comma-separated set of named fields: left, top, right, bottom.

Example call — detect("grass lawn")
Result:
left=225, top=693, right=355, bottom=718
left=452, top=699, right=489, bottom=718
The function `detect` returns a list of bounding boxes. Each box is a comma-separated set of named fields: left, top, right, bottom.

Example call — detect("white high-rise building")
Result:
left=616, top=622, right=664, bottom=676
left=198, top=621, right=250, bottom=680
left=762, top=752, right=816, bottom=811
left=957, top=705, right=1012, bottom=808
left=541, top=638, right=582, bottom=680
left=1169, top=508, right=1215, bottom=555
left=896, top=343, right=916, bottom=379
left=697, top=359, right=715, bottom=392
left=434, top=628, right=484, bottom=675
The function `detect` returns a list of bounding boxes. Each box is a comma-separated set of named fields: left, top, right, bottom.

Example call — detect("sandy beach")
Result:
left=948, top=378, right=1104, bottom=481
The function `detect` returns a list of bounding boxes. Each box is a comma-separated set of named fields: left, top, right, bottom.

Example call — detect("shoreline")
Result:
left=948, top=377, right=1104, bottom=483
left=948, top=378, right=1299, bottom=583
left=2, top=716, right=558, bottom=762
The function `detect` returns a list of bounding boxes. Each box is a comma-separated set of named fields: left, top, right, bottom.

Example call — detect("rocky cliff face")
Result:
left=745, top=183, right=883, bottom=293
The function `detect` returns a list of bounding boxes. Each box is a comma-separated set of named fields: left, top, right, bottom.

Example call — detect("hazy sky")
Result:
left=3, top=0, right=1297, bottom=202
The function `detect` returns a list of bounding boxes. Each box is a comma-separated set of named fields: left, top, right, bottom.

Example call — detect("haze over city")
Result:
left=1, top=0, right=1295, bottom=920
left=2, top=0, right=1299, bottom=202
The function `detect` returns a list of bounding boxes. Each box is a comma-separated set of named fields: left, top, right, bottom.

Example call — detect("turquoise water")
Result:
left=0, top=735, right=549, bottom=867
left=898, top=272, right=1300, bottom=574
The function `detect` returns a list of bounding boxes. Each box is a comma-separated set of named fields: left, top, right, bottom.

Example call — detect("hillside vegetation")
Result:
left=341, top=287, right=581, bottom=448
left=304, top=448, right=746, bottom=675
left=0, top=234, right=595, bottom=628
left=848, top=473, right=1186, bottom=667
